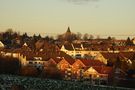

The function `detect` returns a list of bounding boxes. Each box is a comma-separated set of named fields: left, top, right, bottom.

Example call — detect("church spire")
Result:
left=66, top=26, right=71, bottom=33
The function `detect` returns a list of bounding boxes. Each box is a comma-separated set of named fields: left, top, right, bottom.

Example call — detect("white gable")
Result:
left=85, top=67, right=99, bottom=74
left=0, top=41, right=4, bottom=48
left=61, top=45, right=66, bottom=51
left=23, top=42, right=28, bottom=47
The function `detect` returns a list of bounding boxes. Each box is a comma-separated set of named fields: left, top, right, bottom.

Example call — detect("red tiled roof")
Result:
left=79, top=59, right=105, bottom=67
left=50, top=58, right=62, bottom=64
left=101, top=52, right=135, bottom=60
left=101, top=53, right=119, bottom=60
left=23, top=51, right=48, bottom=61
left=120, top=52, right=135, bottom=60
left=114, top=40, right=126, bottom=42
left=93, top=66, right=113, bottom=74
left=100, top=66, right=113, bottom=74
left=64, top=58, right=75, bottom=65
left=92, top=66, right=101, bottom=73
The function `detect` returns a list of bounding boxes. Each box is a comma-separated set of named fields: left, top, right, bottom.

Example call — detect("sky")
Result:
left=0, top=0, right=135, bottom=38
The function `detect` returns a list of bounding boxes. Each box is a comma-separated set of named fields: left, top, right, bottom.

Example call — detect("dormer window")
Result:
left=40, top=49, right=43, bottom=52
left=34, top=57, right=42, bottom=60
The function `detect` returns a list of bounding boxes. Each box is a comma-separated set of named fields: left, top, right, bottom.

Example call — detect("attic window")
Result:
left=34, top=57, right=42, bottom=60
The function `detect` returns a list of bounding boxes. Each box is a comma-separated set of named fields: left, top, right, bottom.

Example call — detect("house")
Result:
left=94, top=52, right=108, bottom=64
left=111, top=46, right=135, bottom=52
left=60, top=43, right=101, bottom=59
left=101, top=52, right=120, bottom=65
left=83, top=66, right=113, bottom=84
left=47, top=58, right=62, bottom=67
left=11, top=42, right=73, bottom=69
left=21, top=51, right=48, bottom=69
left=83, top=66, right=100, bottom=79
left=57, top=58, right=75, bottom=71
left=1, top=42, right=31, bottom=57
left=101, top=52, right=135, bottom=65
left=113, top=40, right=126, bottom=46
left=72, top=59, right=105, bottom=73
left=0, top=42, right=44, bottom=68
left=60, top=44, right=75, bottom=57
left=132, top=37, right=135, bottom=45
left=0, top=42, right=47, bottom=69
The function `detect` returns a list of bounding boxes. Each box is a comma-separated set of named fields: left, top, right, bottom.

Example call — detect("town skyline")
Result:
left=1, top=27, right=135, bottom=40
left=1, top=25, right=135, bottom=89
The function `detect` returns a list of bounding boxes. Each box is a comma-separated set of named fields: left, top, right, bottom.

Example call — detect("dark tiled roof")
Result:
left=82, top=43, right=91, bottom=49
left=73, top=44, right=82, bottom=49
left=58, top=51, right=74, bottom=60
left=64, top=44, right=74, bottom=50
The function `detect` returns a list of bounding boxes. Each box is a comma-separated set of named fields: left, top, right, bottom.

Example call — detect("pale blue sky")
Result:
left=0, top=0, right=135, bottom=38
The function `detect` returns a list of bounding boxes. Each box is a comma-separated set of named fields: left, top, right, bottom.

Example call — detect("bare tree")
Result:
left=57, top=34, right=63, bottom=41
left=89, top=34, right=94, bottom=39
left=83, top=33, right=89, bottom=40
left=6, top=28, right=13, bottom=35
left=96, top=35, right=100, bottom=39
left=76, top=32, right=82, bottom=40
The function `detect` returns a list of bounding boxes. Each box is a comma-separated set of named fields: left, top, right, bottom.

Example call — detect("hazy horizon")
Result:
left=0, top=0, right=135, bottom=39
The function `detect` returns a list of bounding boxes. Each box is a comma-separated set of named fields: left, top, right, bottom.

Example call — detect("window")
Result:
left=75, top=54, right=81, bottom=59
left=29, top=61, right=33, bottom=64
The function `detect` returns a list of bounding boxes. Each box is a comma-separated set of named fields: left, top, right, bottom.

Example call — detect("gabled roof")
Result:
left=79, top=59, right=105, bottom=67
left=64, top=58, right=75, bottom=65
left=120, top=52, right=135, bottom=60
left=58, top=51, right=74, bottom=60
left=84, top=67, right=99, bottom=74
left=101, top=53, right=119, bottom=60
left=22, top=51, right=49, bottom=61
left=73, top=43, right=82, bottom=49
left=114, top=40, right=126, bottom=42
left=92, top=66, right=113, bottom=74
left=101, top=52, right=135, bottom=60
left=63, top=44, right=74, bottom=50
left=49, top=58, right=62, bottom=64
left=12, top=44, right=31, bottom=53
left=100, top=66, right=113, bottom=74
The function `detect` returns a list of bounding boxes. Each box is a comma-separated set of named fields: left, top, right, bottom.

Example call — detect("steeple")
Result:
left=66, top=26, right=71, bottom=33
